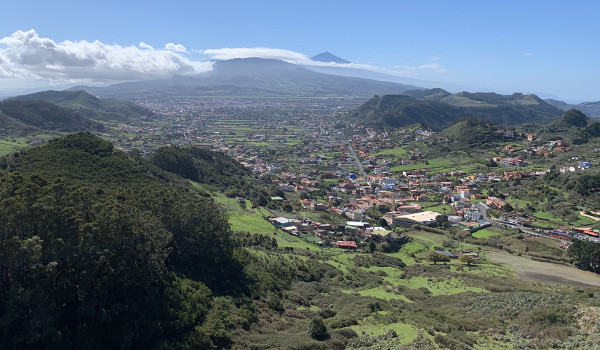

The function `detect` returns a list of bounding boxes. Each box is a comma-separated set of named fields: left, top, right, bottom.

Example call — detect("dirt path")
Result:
left=487, top=251, right=600, bottom=288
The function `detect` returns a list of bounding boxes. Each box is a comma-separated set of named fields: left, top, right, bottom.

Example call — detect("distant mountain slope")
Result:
left=404, top=88, right=564, bottom=116
left=0, top=99, right=100, bottom=136
left=0, top=109, right=39, bottom=137
left=311, top=51, right=351, bottom=64
left=547, top=109, right=591, bottom=131
left=545, top=98, right=600, bottom=119
left=8, top=90, right=154, bottom=121
left=346, top=93, right=562, bottom=130
left=517, top=109, right=600, bottom=145
left=68, top=58, right=418, bottom=98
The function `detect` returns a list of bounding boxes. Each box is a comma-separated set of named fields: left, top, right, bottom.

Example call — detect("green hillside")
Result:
left=540, top=109, right=600, bottom=144
left=0, top=99, right=101, bottom=138
left=9, top=90, right=154, bottom=121
left=0, top=133, right=249, bottom=348
left=441, top=117, right=502, bottom=144
left=406, top=89, right=564, bottom=115
left=149, top=146, right=276, bottom=206
left=0, top=109, right=39, bottom=137
left=346, top=93, right=561, bottom=130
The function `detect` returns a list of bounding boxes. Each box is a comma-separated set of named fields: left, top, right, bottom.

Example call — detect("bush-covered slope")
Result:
left=0, top=99, right=100, bottom=133
left=348, top=93, right=562, bottom=130
left=9, top=90, right=154, bottom=122
left=441, top=117, right=502, bottom=144
left=534, top=109, right=600, bottom=144
left=0, top=133, right=250, bottom=349
left=149, top=146, right=276, bottom=206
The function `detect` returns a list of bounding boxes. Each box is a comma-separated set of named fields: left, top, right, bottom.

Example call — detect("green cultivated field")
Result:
left=472, top=227, right=502, bottom=239
left=0, top=138, right=28, bottom=155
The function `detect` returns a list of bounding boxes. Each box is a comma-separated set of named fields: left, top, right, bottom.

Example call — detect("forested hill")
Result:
left=149, top=146, right=274, bottom=206
left=440, top=117, right=503, bottom=145
left=0, top=132, right=249, bottom=348
left=0, top=99, right=101, bottom=136
left=346, top=93, right=562, bottom=130
left=1, top=132, right=154, bottom=184
left=534, top=109, right=600, bottom=145
left=8, top=89, right=154, bottom=122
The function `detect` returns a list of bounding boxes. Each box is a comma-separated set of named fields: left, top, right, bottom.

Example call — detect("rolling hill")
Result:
left=404, top=88, right=564, bottom=115
left=538, top=109, right=600, bottom=144
left=0, top=99, right=101, bottom=137
left=346, top=92, right=563, bottom=130
left=440, top=117, right=503, bottom=145
left=8, top=90, right=154, bottom=121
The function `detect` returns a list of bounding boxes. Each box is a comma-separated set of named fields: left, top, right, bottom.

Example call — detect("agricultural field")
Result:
left=472, top=227, right=502, bottom=239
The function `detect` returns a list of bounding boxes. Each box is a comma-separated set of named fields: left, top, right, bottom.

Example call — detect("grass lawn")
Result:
left=394, top=276, right=487, bottom=296
left=350, top=287, right=413, bottom=303
left=425, top=204, right=453, bottom=214
left=0, top=138, right=29, bottom=155
left=274, top=231, right=321, bottom=251
left=229, top=212, right=275, bottom=234
left=533, top=211, right=597, bottom=226
left=376, top=146, right=409, bottom=158
left=351, top=321, right=418, bottom=343
left=472, top=227, right=502, bottom=239
left=406, top=230, right=449, bottom=248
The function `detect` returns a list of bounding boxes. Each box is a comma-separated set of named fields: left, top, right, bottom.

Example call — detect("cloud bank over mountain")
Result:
left=0, top=30, right=446, bottom=89
left=0, top=30, right=212, bottom=84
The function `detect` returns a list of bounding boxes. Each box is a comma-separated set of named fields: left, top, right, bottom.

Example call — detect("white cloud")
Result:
left=203, top=47, right=447, bottom=77
left=0, top=29, right=212, bottom=84
left=393, top=63, right=447, bottom=74
left=204, top=47, right=312, bottom=64
left=139, top=42, right=153, bottom=50
left=165, top=43, right=187, bottom=53
left=523, top=52, right=534, bottom=56
left=0, top=31, right=447, bottom=88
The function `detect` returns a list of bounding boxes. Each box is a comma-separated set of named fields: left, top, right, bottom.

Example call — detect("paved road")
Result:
left=474, top=203, right=489, bottom=220
left=474, top=202, right=560, bottom=241
left=346, top=143, right=366, bottom=177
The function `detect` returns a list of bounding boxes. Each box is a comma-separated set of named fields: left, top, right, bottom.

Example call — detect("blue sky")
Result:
left=1, top=0, right=599, bottom=101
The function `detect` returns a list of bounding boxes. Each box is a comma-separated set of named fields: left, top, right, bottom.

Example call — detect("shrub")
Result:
left=308, top=317, right=328, bottom=340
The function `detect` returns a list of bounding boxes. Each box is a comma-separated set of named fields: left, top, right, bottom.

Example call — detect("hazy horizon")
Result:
left=1, top=0, right=599, bottom=102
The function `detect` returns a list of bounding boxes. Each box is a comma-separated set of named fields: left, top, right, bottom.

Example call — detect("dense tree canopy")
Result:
left=0, top=133, right=247, bottom=349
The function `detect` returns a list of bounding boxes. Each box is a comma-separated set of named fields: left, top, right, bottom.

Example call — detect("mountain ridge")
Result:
left=311, top=51, right=351, bottom=64
left=346, top=92, right=563, bottom=130
left=8, top=89, right=154, bottom=121
left=0, top=99, right=101, bottom=137
left=545, top=98, right=600, bottom=119
left=67, top=57, right=419, bottom=99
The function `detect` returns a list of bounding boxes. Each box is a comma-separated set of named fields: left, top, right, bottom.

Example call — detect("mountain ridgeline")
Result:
left=346, top=90, right=564, bottom=130
left=8, top=89, right=154, bottom=122
left=546, top=98, right=600, bottom=120
left=68, top=58, right=418, bottom=98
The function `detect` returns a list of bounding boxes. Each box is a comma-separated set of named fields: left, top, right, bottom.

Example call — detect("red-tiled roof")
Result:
left=334, top=241, right=357, bottom=248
